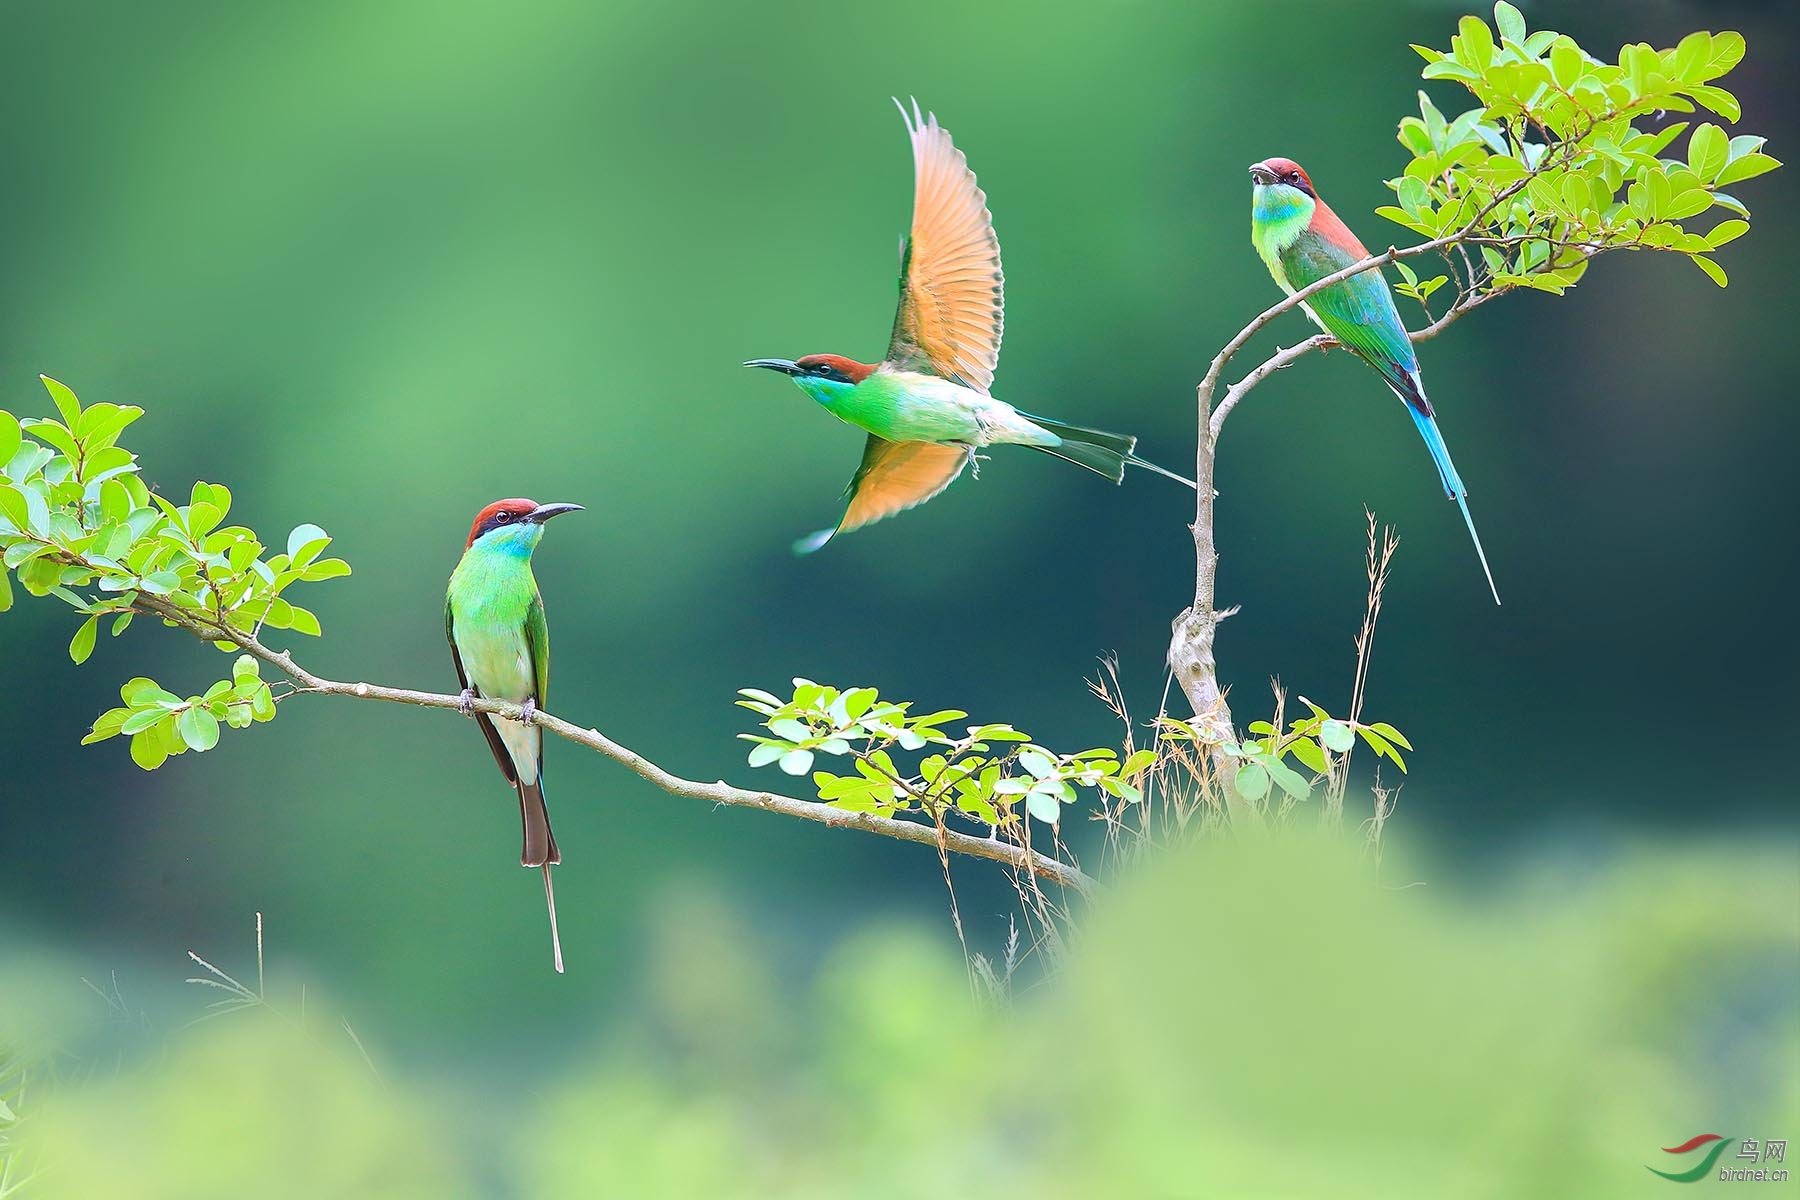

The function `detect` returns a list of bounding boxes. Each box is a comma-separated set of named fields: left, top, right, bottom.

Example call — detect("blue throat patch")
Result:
left=475, top=523, right=544, bottom=558
left=793, top=375, right=858, bottom=408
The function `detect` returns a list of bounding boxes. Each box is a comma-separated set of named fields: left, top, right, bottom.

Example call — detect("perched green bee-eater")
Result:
left=1249, top=156, right=1499, bottom=604
left=446, top=497, right=583, bottom=973
left=748, top=100, right=1191, bottom=553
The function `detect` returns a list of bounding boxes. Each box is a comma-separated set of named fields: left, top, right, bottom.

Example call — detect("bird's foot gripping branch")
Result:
left=0, top=376, right=1095, bottom=894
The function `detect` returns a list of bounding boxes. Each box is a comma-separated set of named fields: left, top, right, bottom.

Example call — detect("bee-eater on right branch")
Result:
left=747, top=100, right=1192, bottom=554
left=1249, top=156, right=1500, bottom=604
left=446, top=497, right=583, bottom=973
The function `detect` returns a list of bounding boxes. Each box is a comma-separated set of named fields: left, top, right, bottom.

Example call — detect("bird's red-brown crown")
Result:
left=795, top=353, right=877, bottom=383
left=1254, top=158, right=1314, bottom=193
left=466, top=498, right=539, bottom=548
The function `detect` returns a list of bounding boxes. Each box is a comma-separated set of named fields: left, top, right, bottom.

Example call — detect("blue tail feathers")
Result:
left=1406, top=406, right=1501, bottom=605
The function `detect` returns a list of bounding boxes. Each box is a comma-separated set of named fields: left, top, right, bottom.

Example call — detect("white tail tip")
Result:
left=542, top=864, right=565, bottom=974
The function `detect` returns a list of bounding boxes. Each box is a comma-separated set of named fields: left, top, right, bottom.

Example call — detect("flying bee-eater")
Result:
left=1248, top=156, right=1500, bottom=604
left=446, top=497, right=583, bottom=973
left=748, top=99, right=1192, bottom=553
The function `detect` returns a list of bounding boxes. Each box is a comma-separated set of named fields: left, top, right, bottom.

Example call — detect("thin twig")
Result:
left=127, top=594, right=1098, bottom=897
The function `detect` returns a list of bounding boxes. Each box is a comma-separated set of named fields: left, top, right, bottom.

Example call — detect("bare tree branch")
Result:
left=1166, top=144, right=1587, bottom=743
left=129, top=594, right=1098, bottom=897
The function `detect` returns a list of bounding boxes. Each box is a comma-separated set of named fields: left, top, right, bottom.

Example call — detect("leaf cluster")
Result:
left=0, top=377, right=351, bottom=767
left=1386, top=3, right=1776, bottom=294
left=738, top=679, right=1155, bottom=828
left=1162, top=697, right=1411, bottom=809
left=82, top=656, right=277, bottom=769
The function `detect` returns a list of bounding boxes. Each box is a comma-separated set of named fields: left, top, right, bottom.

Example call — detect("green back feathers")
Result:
left=1279, top=229, right=1421, bottom=384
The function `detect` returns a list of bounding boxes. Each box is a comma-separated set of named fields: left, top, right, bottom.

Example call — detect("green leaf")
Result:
left=778, top=748, right=814, bottom=776
left=1320, top=719, right=1355, bottom=753
left=1714, top=153, right=1780, bottom=188
left=139, top=570, right=182, bottom=596
left=121, top=708, right=168, bottom=735
left=1709, top=193, right=1750, bottom=218
left=1493, top=1, right=1525, bottom=45
left=40, top=375, right=81, bottom=426
left=1365, top=722, right=1413, bottom=751
left=300, top=557, right=352, bottom=582
left=81, top=707, right=132, bottom=745
left=178, top=706, right=221, bottom=752
left=1287, top=736, right=1329, bottom=775
left=1549, top=38, right=1581, bottom=88
left=121, top=677, right=167, bottom=705
left=747, top=741, right=785, bottom=768
left=1689, top=254, right=1727, bottom=287
left=285, top=523, right=331, bottom=567
left=1108, top=780, right=1143, bottom=804
left=1687, top=122, right=1728, bottom=182
left=1700, top=30, right=1745, bottom=80
left=1120, top=749, right=1157, bottom=777
left=1267, top=759, right=1312, bottom=801
left=1018, top=749, right=1055, bottom=778
left=1706, top=219, right=1749, bottom=249
left=0, top=410, right=20, bottom=465
left=1673, top=30, right=1710, bottom=81
left=0, top=565, right=11, bottom=613
left=1456, top=15, right=1494, bottom=72
left=0, top=488, right=29, bottom=538
left=1024, top=787, right=1061, bottom=825
left=768, top=718, right=809, bottom=742
left=1687, top=85, right=1740, bottom=123
left=1421, top=60, right=1480, bottom=84
left=68, top=614, right=99, bottom=664
left=129, top=727, right=168, bottom=770
left=1234, top=763, right=1270, bottom=802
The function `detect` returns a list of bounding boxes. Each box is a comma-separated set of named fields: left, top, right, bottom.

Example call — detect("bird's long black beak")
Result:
left=743, top=358, right=803, bottom=376
left=526, top=502, right=584, bottom=524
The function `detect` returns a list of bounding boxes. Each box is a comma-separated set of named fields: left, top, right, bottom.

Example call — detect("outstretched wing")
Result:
left=795, top=436, right=970, bottom=554
left=884, top=99, right=1005, bottom=393
left=447, top=598, right=518, bottom=786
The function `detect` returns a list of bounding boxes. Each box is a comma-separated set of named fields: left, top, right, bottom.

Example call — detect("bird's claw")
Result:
left=457, top=688, right=477, bottom=718
left=518, top=698, right=537, bottom=726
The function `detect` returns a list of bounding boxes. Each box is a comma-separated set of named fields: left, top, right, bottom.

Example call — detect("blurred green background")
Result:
left=1, top=0, right=1796, bottom=1191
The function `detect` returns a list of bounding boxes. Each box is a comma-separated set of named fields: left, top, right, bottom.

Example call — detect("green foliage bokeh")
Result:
left=7, top=841, right=1795, bottom=1198
left=0, top=0, right=1795, bottom=1102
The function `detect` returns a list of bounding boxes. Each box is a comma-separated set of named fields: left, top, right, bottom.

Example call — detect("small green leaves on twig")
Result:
left=83, top=656, right=278, bottom=770
left=0, top=376, right=353, bottom=765
left=1390, top=4, right=1778, bottom=293
left=738, top=679, right=1156, bottom=829
left=1159, top=696, right=1411, bottom=810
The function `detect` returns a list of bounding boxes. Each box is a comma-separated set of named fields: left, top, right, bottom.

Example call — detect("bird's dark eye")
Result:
left=495, top=511, right=513, bottom=523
